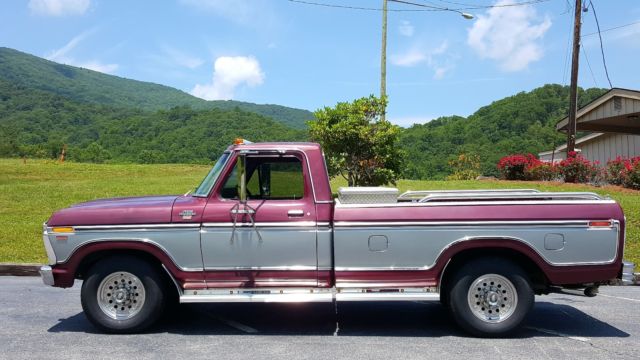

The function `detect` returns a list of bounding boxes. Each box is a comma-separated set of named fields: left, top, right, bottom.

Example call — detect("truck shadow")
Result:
left=48, top=301, right=629, bottom=338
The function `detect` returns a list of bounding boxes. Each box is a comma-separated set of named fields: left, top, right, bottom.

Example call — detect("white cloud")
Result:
left=398, top=20, right=414, bottom=37
left=390, top=41, right=453, bottom=79
left=29, top=0, right=90, bottom=16
left=389, top=116, right=435, bottom=127
left=467, top=0, right=551, bottom=72
left=161, top=45, right=204, bottom=69
left=46, top=30, right=119, bottom=74
left=191, top=56, right=265, bottom=100
left=390, top=48, right=428, bottom=67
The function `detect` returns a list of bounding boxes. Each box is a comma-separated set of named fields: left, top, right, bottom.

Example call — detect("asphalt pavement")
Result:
left=1, top=276, right=639, bottom=360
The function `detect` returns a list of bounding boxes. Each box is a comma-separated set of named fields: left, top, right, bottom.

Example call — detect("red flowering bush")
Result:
left=607, top=156, right=640, bottom=187
left=497, top=154, right=537, bottom=180
left=622, top=157, right=640, bottom=190
left=606, top=156, right=627, bottom=185
left=525, top=162, right=557, bottom=181
left=557, top=151, right=598, bottom=183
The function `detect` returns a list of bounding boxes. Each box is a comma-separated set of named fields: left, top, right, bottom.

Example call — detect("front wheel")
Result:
left=448, top=258, right=534, bottom=337
left=81, top=256, right=167, bottom=333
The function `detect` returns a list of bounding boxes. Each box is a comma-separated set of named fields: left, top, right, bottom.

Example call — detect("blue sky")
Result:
left=1, top=0, right=639, bottom=127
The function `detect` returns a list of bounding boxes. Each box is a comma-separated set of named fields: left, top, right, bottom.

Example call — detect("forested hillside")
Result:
left=0, top=48, right=609, bottom=178
left=0, top=47, right=313, bottom=129
left=401, top=84, right=607, bottom=179
left=0, top=79, right=305, bottom=163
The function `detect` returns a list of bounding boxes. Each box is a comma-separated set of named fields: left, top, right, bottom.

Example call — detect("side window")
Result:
left=220, top=155, right=305, bottom=200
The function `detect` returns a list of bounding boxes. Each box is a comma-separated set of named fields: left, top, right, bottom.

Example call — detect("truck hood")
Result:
left=47, top=195, right=179, bottom=226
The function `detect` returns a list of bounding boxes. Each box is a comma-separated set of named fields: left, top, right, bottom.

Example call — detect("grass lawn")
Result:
left=1, top=158, right=638, bottom=266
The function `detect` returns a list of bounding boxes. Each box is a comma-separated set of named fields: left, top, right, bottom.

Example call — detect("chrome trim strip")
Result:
left=180, top=288, right=334, bottom=303
left=204, top=265, right=317, bottom=271
left=58, top=238, right=204, bottom=272
left=334, top=222, right=620, bottom=270
left=334, top=220, right=592, bottom=228
left=335, top=292, right=440, bottom=301
left=335, top=199, right=617, bottom=208
left=202, top=221, right=318, bottom=228
left=73, top=224, right=200, bottom=231
left=316, top=222, right=331, bottom=227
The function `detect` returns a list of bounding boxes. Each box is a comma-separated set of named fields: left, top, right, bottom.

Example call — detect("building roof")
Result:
left=557, top=88, right=640, bottom=134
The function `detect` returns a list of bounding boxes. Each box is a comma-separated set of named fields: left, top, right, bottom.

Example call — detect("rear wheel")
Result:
left=448, top=258, right=534, bottom=337
left=81, top=256, right=166, bottom=333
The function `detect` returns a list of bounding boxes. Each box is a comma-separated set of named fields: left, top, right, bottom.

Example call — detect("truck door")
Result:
left=200, top=151, right=318, bottom=288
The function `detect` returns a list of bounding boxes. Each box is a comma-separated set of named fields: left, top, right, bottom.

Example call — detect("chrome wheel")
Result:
left=97, top=271, right=146, bottom=320
left=467, top=274, right=518, bottom=323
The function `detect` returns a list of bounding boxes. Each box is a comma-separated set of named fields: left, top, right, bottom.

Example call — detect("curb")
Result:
left=0, top=263, right=42, bottom=276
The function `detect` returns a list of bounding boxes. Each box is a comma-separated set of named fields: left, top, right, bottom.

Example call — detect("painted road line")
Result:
left=526, top=327, right=590, bottom=343
left=598, top=293, right=640, bottom=303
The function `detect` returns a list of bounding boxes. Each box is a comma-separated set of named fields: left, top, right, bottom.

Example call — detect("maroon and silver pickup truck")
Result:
left=41, top=140, right=635, bottom=336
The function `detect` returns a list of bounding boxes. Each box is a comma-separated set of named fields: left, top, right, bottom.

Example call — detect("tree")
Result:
left=309, top=95, right=404, bottom=186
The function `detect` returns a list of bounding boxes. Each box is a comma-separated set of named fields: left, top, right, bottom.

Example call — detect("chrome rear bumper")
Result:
left=40, top=266, right=54, bottom=286
left=621, top=261, right=636, bottom=285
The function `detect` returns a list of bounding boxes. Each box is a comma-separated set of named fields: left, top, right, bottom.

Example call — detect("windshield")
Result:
left=192, top=152, right=231, bottom=197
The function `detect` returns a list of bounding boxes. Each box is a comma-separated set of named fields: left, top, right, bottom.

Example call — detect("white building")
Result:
left=540, top=88, right=640, bottom=164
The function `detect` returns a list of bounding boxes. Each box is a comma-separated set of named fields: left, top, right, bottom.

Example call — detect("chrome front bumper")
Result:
left=622, top=261, right=636, bottom=285
left=40, top=266, right=55, bottom=286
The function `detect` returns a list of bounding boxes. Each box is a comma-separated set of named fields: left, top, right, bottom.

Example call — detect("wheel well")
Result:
left=75, top=249, right=179, bottom=298
left=439, top=248, right=549, bottom=296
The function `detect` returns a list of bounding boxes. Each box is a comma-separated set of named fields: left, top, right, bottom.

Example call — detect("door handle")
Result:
left=287, top=209, right=304, bottom=217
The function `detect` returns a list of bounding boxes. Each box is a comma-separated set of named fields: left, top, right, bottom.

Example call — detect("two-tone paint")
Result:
left=42, top=142, right=629, bottom=300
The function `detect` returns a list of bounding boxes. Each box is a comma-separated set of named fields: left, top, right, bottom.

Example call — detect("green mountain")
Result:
left=0, top=78, right=305, bottom=163
left=0, top=47, right=313, bottom=129
left=401, top=84, right=608, bottom=179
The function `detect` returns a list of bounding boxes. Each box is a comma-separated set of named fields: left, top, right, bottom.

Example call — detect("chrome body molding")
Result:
left=202, top=221, right=317, bottom=228
left=179, top=287, right=441, bottom=303
left=73, top=223, right=201, bottom=231
left=39, top=266, right=54, bottom=286
left=180, top=288, right=334, bottom=303
left=334, top=220, right=594, bottom=228
left=335, top=199, right=617, bottom=208
left=336, top=288, right=440, bottom=302
left=204, top=265, right=317, bottom=271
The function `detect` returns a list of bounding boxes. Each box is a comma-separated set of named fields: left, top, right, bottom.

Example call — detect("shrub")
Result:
left=525, top=162, right=557, bottom=181
left=497, top=154, right=537, bottom=180
left=606, top=156, right=628, bottom=185
left=447, top=153, right=481, bottom=180
left=622, top=157, right=640, bottom=190
left=557, top=151, right=598, bottom=183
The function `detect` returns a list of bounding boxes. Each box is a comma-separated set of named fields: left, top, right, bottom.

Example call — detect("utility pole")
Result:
left=567, top=0, right=582, bottom=154
left=380, top=0, right=388, bottom=121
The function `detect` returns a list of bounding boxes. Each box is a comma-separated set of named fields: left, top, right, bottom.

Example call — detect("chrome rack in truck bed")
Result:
left=398, top=189, right=605, bottom=203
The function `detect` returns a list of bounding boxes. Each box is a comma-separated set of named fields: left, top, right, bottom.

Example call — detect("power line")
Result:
left=581, top=44, right=599, bottom=88
left=582, top=20, right=640, bottom=37
left=588, top=0, right=613, bottom=88
left=286, top=0, right=550, bottom=12
left=286, top=0, right=439, bottom=12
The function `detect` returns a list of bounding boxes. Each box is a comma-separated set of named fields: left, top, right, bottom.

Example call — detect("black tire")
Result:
left=81, top=256, right=167, bottom=333
left=448, top=257, right=534, bottom=337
